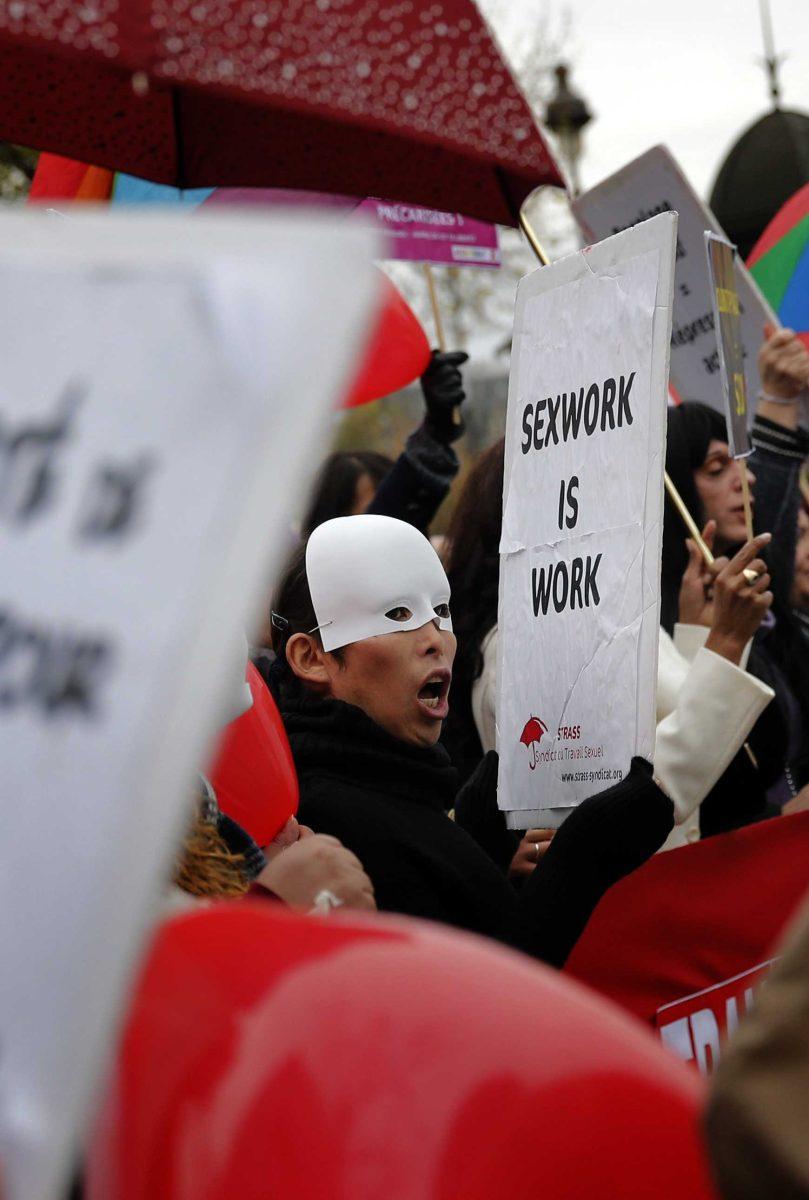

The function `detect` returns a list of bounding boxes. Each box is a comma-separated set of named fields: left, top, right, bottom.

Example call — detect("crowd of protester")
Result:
left=167, top=324, right=809, bottom=1199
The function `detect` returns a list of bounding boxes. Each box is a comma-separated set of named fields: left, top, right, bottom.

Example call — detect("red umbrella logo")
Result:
left=520, top=716, right=548, bottom=770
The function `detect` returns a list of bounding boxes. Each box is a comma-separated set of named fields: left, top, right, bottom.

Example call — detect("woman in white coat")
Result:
left=442, top=439, right=776, bottom=864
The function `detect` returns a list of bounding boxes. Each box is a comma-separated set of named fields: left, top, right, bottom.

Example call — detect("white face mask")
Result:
left=306, top=515, right=452, bottom=652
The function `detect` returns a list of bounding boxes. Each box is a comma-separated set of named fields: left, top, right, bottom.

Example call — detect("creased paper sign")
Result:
left=705, top=232, right=752, bottom=458
left=496, top=215, right=676, bottom=823
left=573, top=146, right=776, bottom=415
left=0, top=209, right=378, bottom=1200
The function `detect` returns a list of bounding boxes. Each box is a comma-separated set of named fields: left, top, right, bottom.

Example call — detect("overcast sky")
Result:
left=481, top=0, right=809, bottom=199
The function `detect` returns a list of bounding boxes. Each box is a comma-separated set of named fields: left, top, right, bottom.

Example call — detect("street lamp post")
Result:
left=544, top=64, right=592, bottom=197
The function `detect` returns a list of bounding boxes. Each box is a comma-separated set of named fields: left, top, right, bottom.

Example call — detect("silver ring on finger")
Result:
left=743, top=567, right=760, bottom=586
left=309, top=889, right=344, bottom=916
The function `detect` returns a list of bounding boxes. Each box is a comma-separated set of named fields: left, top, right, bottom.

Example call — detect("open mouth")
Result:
left=417, top=671, right=451, bottom=719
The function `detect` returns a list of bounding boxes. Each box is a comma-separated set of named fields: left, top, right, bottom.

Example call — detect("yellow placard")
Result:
left=733, top=372, right=747, bottom=417
left=716, top=286, right=740, bottom=316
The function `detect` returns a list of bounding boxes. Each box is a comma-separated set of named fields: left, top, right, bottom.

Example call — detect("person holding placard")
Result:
left=442, top=438, right=778, bottom=858
left=662, top=325, right=809, bottom=818
left=299, top=349, right=468, bottom=538
left=266, top=514, right=677, bottom=967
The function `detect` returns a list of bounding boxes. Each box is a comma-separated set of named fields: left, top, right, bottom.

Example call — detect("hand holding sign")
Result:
left=678, top=521, right=718, bottom=626
left=704, top=534, right=774, bottom=664
left=508, top=829, right=555, bottom=879
left=680, top=525, right=773, bottom=659
left=420, top=349, right=469, bottom=443
left=759, top=324, right=809, bottom=402
left=497, top=214, right=677, bottom=822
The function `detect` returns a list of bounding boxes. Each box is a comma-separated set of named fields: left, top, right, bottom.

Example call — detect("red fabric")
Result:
left=0, top=2, right=563, bottom=225
left=344, top=273, right=431, bottom=408
left=28, top=151, right=92, bottom=201
left=207, top=663, right=298, bottom=847
left=86, top=903, right=716, bottom=1199
left=566, top=812, right=809, bottom=1031
left=747, top=181, right=809, bottom=266
left=29, top=152, right=113, bottom=202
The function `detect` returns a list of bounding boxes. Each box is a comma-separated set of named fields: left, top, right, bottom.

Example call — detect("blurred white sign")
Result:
left=497, top=216, right=675, bottom=826
left=573, top=145, right=777, bottom=413
left=0, top=209, right=378, bottom=1200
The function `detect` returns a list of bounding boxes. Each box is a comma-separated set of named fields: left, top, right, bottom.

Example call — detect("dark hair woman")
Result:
left=267, top=512, right=675, bottom=968
left=300, top=450, right=394, bottom=538
left=663, top=393, right=809, bottom=814
left=442, top=437, right=504, bottom=787
left=300, top=349, right=472, bottom=538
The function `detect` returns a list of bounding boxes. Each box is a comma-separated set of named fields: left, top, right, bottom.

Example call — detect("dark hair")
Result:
left=663, top=402, right=809, bottom=760
left=442, top=438, right=505, bottom=784
left=270, top=542, right=315, bottom=657
left=661, top=401, right=728, bottom=632
left=300, top=450, right=394, bottom=538
left=268, top=542, right=343, bottom=690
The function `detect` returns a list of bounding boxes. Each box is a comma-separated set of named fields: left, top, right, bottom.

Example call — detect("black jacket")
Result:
left=274, top=674, right=675, bottom=967
left=366, top=423, right=458, bottom=534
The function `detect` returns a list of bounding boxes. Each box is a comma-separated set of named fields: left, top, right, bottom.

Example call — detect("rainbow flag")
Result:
left=28, top=153, right=115, bottom=202
left=748, top=183, right=809, bottom=348
left=28, top=153, right=206, bottom=206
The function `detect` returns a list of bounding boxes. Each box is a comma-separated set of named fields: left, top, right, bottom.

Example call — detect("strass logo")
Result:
left=519, top=715, right=548, bottom=770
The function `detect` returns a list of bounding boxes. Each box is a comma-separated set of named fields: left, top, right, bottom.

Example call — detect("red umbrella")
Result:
left=0, top=1, right=562, bottom=225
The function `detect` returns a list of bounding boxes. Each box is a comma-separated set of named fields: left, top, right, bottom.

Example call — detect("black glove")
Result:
left=454, top=750, right=519, bottom=873
left=420, top=349, right=469, bottom=444
left=515, top=758, right=674, bottom=967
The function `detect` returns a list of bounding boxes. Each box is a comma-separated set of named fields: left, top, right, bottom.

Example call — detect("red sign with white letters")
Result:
left=654, top=960, right=775, bottom=1074
left=566, top=812, right=809, bottom=1070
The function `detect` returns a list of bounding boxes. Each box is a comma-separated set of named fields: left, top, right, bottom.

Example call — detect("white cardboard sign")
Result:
left=573, top=145, right=777, bottom=413
left=0, top=209, right=378, bottom=1200
left=496, top=215, right=676, bottom=824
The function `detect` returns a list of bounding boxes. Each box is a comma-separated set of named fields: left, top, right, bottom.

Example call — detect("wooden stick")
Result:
left=663, top=473, right=715, bottom=565
left=423, top=262, right=446, bottom=351
left=738, top=459, right=754, bottom=542
left=519, top=210, right=551, bottom=267
left=422, top=262, right=462, bottom=426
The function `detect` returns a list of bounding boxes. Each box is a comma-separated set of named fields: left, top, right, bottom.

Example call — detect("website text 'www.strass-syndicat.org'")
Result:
left=560, top=768, right=624, bottom=784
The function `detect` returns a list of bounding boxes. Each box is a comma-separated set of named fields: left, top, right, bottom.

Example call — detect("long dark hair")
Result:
left=664, top=402, right=809, bottom=767
left=661, top=402, right=728, bottom=632
left=301, top=450, right=393, bottom=537
left=442, top=438, right=505, bottom=784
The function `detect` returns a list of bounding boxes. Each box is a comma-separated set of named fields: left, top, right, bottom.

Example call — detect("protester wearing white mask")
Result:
left=267, top=514, right=679, bottom=967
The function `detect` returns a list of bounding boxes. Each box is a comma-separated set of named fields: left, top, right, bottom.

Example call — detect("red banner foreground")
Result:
left=565, top=811, right=809, bottom=1072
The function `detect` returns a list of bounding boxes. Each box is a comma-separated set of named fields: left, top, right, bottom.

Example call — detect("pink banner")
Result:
left=169, top=184, right=501, bottom=268
left=357, top=197, right=501, bottom=267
